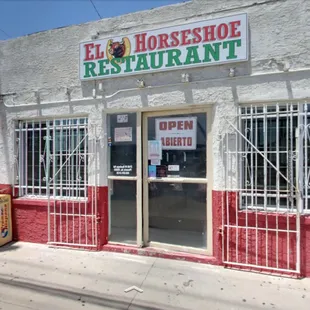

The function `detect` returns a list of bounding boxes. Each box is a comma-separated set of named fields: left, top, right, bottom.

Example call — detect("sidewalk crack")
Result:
left=127, top=258, right=157, bottom=310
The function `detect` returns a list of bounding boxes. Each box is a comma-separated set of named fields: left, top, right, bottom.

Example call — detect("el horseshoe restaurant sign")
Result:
left=79, top=13, right=248, bottom=80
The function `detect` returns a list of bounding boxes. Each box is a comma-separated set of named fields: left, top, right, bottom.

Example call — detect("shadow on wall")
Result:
left=79, top=23, right=254, bottom=108
left=77, top=20, right=302, bottom=111
left=84, top=70, right=304, bottom=113
left=0, top=83, right=11, bottom=186
left=2, top=49, right=306, bottom=118
left=218, top=132, right=238, bottom=185
left=79, top=58, right=252, bottom=109
left=2, top=67, right=304, bottom=118
left=217, top=67, right=308, bottom=182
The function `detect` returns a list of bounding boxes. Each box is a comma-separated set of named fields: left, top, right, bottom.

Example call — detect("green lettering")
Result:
left=150, top=51, right=165, bottom=69
left=223, top=39, right=241, bottom=59
left=135, top=53, right=150, bottom=72
left=203, top=43, right=221, bottom=62
left=124, top=55, right=136, bottom=73
left=110, top=58, right=121, bottom=75
left=166, top=49, right=182, bottom=68
left=83, top=62, right=97, bottom=78
left=98, top=59, right=110, bottom=76
left=184, top=46, right=201, bottom=65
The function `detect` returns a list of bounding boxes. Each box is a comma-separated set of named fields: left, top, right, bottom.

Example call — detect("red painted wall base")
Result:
left=8, top=185, right=108, bottom=249
left=13, top=199, right=48, bottom=243
left=0, top=184, right=12, bottom=195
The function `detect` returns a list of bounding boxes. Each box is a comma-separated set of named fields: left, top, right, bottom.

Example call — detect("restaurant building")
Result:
left=1, top=0, right=310, bottom=277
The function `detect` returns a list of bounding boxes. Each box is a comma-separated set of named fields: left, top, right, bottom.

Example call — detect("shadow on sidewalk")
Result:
left=0, top=242, right=20, bottom=253
left=0, top=274, right=265, bottom=310
left=0, top=276, right=186, bottom=310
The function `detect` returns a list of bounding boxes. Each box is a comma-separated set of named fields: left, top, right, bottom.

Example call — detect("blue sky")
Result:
left=0, top=0, right=189, bottom=40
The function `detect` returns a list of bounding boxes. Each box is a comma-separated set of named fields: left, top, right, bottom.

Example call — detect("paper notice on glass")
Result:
left=148, top=140, right=162, bottom=160
left=148, top=165, right=156, bottom=177
left=168, top=165, right=180, bottom=171
left=114, top=127, right=132, bottom=142
left=151, top=159, right=161, bottom=166
left=117, top=114, right=128, bottom=123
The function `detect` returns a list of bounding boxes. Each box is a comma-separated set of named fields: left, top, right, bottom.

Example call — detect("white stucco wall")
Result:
left=0, top=0, right=309, bottom=189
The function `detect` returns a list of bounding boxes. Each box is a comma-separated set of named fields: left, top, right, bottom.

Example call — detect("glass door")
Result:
left=107, top=112, right=142, bottom=246
left=143, top=109, right=210, bottom=252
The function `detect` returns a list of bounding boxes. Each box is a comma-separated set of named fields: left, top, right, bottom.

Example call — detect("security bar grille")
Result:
left=220, top=102, right=310, bottom=275
left=239, top=104, right=299, bottom=211
left=48, top=134, right=98, bottom=248
left=14, top=118, right=88, bottom=198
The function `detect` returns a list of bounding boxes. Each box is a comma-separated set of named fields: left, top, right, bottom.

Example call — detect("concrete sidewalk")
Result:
left=0, top=243, right=309, bottom=310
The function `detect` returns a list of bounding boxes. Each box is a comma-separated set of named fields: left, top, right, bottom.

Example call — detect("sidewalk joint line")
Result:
left=127, top=258, right=157, bottom=310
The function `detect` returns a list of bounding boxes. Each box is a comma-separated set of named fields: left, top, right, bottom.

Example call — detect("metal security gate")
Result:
left=14, top=118, right=100, bottom=249
left=220, top=102, right=310, bottom=275
left=46, top=119, right=99, bottom=249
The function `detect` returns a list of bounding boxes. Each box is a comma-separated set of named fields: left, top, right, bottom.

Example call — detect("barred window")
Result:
left=240, top=104, right=300, bottom=210
left=15, top=118, right=88, bottom=198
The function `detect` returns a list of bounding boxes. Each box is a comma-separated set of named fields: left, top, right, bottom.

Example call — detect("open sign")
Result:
left=155, top=117, right=197, bottom=150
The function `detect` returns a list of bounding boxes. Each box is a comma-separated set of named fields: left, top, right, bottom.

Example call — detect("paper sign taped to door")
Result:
left=168, top=165, right=180, bottom=172
left=155, top=117, right=197, bottom=150
left=114, top=127, right=132, bottom=142
left=151, top=159, right=161, bottom=166
left=148, top=140, right=162, bottom=160
left=148, top=165, right=156, bottom=177
left=117, top=114, right=128, bottom=123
